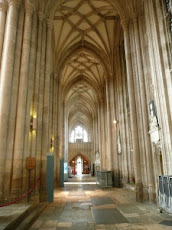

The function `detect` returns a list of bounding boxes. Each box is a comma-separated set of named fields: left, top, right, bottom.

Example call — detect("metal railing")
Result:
left=96, top=171, right=113, bottom=187
left=158, top=175, right=172, bottom=213
left=0, top=178, right=40, bottom=208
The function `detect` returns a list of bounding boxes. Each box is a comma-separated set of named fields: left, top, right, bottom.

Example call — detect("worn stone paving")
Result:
left=29, top=182, right=172, bottom=230
left=0, top=203, right=31, bottom=230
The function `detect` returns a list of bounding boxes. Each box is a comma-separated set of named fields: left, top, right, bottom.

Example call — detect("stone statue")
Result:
left=117, top=131, right=122, bottom=154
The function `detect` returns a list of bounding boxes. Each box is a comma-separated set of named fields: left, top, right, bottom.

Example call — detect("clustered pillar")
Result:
left=0, top=1, right=7, bottom=71
left=97, top=0, right=172, bottom=201
left=11, top=2, right=34, bottom=195
left=0, top=0, right=58, bottom=203
left=0, top=0, right=171, bottom=204
left=0, top=0, right=21, bottom=201
left=120, top=20, right=142, bottom=201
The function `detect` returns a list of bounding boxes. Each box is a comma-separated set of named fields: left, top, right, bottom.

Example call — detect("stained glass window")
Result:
left=70, top=126, right=88, bottom=143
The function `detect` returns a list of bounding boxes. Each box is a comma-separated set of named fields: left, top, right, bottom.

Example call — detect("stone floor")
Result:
left=0, top=203, right=31, bottom=230
left=29, top=176, right=172, bottom=230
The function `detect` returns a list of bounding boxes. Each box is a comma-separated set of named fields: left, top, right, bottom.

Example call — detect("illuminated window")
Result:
left=70, top=125, right=88, bottom=143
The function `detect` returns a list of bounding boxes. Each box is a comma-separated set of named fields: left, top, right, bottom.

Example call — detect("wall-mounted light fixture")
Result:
left=30, top=116, right=37, bottom=131
left=113, top=119, right=119, bottom=124
left=50, top=137, right=54, bottom=152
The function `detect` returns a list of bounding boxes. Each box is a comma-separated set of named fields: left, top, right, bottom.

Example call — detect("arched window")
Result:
left=70, top=126, right=88, bottom=143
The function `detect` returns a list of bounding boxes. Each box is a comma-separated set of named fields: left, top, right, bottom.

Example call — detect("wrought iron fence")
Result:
left=165, top=0, right=172, bottom=32
left=158, top=175, right=172, bottom=213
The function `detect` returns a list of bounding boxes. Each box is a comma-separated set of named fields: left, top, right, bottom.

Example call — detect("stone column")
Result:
left=26, top=12, right=44, bottom=200
left=53, top=77, right=58, bottom=186
left=92, top=118, right=96, bottom=160
left=133, top=17, right=155, bottom=201
left=0, top=1, right=7, bottom=72
left=55, top=78, right=60, bottom=186
left=4, top=7, right=24, bottom=201
left=120, top=45, right=132, bottom=183
left=11, top=3, right=34, bottom=194
left=64, top=107, right=68, bottom=162
left=109, top=75, right=119, bottom=185
left=31, top=12, right=44, bottom=158
left=113, top=70, right=120, bottom=187
left=62, top=102, right=65, bottom=159
left=117, top=46, right=129, bottom=185
left=98, top=102, right=102, bottom=169
left=129, top=20, right=148, bottom=199
left=0, top=0, right=21, bottom=201
left=35, top=20, right=46, bottom=199
left=105, top=78, right=113, bottom=171
left=41, top=19, right=53, bottom=154
left=40, top=19, right=53, bottom=199
left=121, top=20, right=143, bottom=201
left=58, top=82, right=65, bottom=162
left=22, top=11, right=38, bottom=199
left=100, top=100, right=105, bottom=170
left=95, top=116, right=99, bottom=152
left=115, top=66, right=123, bottom=186
left=49, top=74, right=53, bottom=153
left=93, top=118, right=96, bottom=153
left=145, top=0, right=172, bottom=175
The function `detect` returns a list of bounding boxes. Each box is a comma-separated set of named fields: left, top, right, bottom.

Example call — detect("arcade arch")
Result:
left=0, top=0, right=171, bottom=205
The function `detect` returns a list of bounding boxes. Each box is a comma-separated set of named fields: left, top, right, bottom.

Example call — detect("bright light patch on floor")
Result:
left=64, top=182, right=97, bottom=185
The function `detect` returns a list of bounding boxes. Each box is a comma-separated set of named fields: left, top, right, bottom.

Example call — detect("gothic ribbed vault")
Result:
left=53, top=0, right=121, bottom=136
left=1, top=0, right=170, bottom=206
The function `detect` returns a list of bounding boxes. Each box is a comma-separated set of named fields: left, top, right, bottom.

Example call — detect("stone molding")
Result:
left=38, top=11, right=44, bottom=22
left=120, top=19, right=129, bottom=30
left=7, top=0, right=21, bottom=8
left=24, top=3, right=34, bottom=15
left=0, top=2, right=7, bottom=11
left=47, top=18, right=53, bottom=30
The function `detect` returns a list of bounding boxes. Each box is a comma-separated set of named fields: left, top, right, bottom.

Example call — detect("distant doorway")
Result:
left=76, top=156, right=82, bottom=175
left=69, top=155, right=90, bottom=176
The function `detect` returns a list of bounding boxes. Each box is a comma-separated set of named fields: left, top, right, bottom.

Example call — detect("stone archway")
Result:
left=69, top=153, right=91, bottom=175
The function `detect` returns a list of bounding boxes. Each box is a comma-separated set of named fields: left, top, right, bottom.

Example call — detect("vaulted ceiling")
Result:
left=53, top=0, right=122, bottom=132
left=33, top=0, right=143, bottom=135
left=36, top=0, right=143, bottom=21
left=54, top=0, right=118, bottom=61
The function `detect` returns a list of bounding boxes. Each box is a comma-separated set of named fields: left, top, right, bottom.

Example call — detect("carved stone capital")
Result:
left=38, top=11, right=44, bottom=22
left=109, top=72, right=113, bottom=78
left=25, top=4, right=34, bottom=15
left=100, top=98, right=103, bottom=103
left=121, top=19, right=129, bottom=30
left=8, top=0, right=21, bottom=8
left=46, top=19, right=54, bottom=30
left=0, top=2, right=8, bottom=12
left=132, top=16, right=138, bottom=25
left=54, top=73, right=58, bottom=79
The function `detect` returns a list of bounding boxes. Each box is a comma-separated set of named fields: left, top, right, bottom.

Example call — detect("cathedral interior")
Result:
left=0, top=0, right=172, bottom=229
